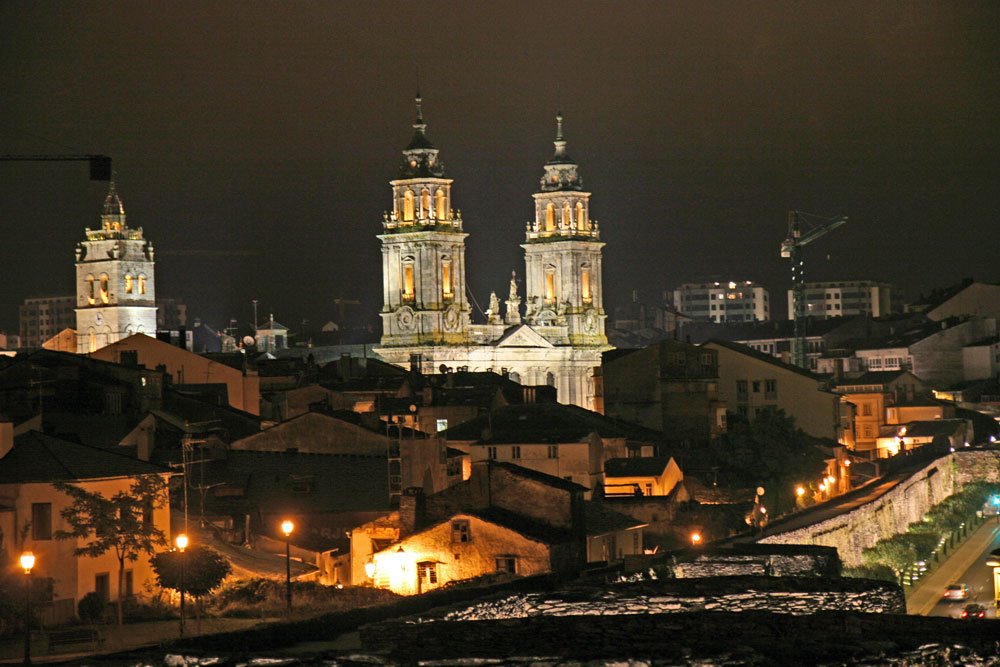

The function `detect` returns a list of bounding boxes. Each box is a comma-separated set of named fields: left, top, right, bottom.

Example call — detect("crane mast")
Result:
left=780, top=211, right=848, bottom=368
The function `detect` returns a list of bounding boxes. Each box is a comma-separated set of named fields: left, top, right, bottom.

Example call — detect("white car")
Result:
left=942, top=583, right=970, bottom=601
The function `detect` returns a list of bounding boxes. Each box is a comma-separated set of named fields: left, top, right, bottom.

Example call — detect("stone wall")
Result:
left=760, top=450, right=1000, bottom=566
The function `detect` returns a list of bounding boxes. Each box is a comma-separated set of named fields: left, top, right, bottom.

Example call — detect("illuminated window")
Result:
left=421, top=189, right=431, bottom=219
left=581, top=267, right=591, bottom=303
left=441, top=258, right=452, bottom=298
left=403, top=190, right=415, bottom=222
left=562, top=202, right=571, bottom=227
left=495, top=557, right=516, bottom=574
left=545, top=203, right=555, bottom=231
left=545, top=268, right=555, bottom=303
left=86, top=275, right=96, bottom=305
left=99, top=274, right=110, bottom=303
left=137, top=274, right=146, bottom=295
left=417, top=561, right=438, bottom=586
left=435, top=189, right=446, bottom=220
left=576, top=202, right=585, bottom=229
left=402, top=263, right=415, bottom=300
left=125, top=274, right=133, bottom=294
left=88, top=329, right=96, bottom=353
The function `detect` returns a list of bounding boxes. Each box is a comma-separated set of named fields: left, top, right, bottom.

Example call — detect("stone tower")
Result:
left=522, top=114, right=607, bottom=346
left=378, top=94, right=471, bottom=347
left=75, top=182, right=157, bottom=353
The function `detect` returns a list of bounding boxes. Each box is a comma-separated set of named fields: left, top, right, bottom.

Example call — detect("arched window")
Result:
left=421, top=190, right=431, bottom=219
left=545, top=266, right=556, bottom=303
left=402, top=257, right=415, bottom=300
left=562, top=202, right=571, bottom=228
left=581, top=265, right=592, bottom=303
left=99, top=274, right=110, bottom=304
left=508, top=371, right=521, bottom=384
left=576, top=202, right=586, bottom=229
left=86, top=275, right=96, bottom=305
left=138, top=274, right=147, bottom=295
left=403, top=190, right=415, bottom=222
left=545, top=203, right=555, bottom=231
left=441, top=257, right=453, bottom=299
left=125, top=274, right=134, bottom=294
left=435, top=189, right=446, bottom=220
left=88, top=329, right=97, bottom=353
left=546, top=372, right=556, bottom=387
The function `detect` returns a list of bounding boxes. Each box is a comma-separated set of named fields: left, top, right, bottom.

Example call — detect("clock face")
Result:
left=95, top=312, right=104, bottom=324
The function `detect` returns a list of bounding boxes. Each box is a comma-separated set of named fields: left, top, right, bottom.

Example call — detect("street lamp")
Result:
left=175, top=534, right=188, bottom=637
left=690, top=531, right=702, bottom=546
left=20, top=552, right=35, bottom=666
left=281, top=520, right=294, bottom=613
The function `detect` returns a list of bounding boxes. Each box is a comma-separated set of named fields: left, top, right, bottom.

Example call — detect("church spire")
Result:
left=101, top=180, right=127, bottom=233
left=540, top=113, right=582, bottom=191
left=401, top=92, right=445, bottom=178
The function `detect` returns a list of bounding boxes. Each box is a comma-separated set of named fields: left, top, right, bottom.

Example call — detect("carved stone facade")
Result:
left=375, top=102, right=610, bottom=410
left=74, top=183, right=157, bottom=353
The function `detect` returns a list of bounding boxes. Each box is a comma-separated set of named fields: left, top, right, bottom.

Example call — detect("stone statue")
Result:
left=486, top=291, right=501, bottom=324
left=509, top=271, right=519, bottom=301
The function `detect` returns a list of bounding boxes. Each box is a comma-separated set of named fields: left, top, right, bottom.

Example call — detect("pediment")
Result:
left=495, top=324, right=555, bottom=348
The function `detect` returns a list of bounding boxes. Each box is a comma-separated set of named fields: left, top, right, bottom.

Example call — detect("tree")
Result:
left=54, top=474, right=168, bottom=627
left=151, top=545, right=231, bottom=598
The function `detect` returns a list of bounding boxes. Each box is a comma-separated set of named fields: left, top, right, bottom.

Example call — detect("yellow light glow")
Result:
left=175, top=534, right=189, bottom=551
left=690, top=532, right=702, bottom=545
left=20, top=551, right=36, bottom=574
left=364, top=561, right=376, bottom=579
left=281, top=520, right=294, bottom=537
left=795, top=485, right=805, bottom=497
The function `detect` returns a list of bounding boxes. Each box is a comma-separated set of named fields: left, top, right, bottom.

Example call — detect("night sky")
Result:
left=1, top=2, right=998, bottom=336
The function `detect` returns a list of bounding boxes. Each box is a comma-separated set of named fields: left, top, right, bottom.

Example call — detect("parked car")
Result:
left=961, top=603, right=987, bottom=619
left=942, top=583, right=970, bottom=601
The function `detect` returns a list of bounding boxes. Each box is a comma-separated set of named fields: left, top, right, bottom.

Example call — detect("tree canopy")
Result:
left=151, top=545, right=231, bottom=598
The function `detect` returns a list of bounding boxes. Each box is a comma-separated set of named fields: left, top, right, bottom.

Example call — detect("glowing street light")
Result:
left=795, top=485, right=805, bottom=498
left=281, top=520, right=294, bottom=612
left=690, top=531, right=702, bottom=546
left=21, top=552, right=35, bottom=666
left=175, top=534, right=188, bottom=637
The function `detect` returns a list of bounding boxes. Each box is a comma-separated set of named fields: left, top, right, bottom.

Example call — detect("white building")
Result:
left=374, top=99, right=610, bottom=410
left=673, top=281, right=769, bottom=323
left=787, top=280, right=901, bottom=320
left=75, top=183, right=157, bottom=353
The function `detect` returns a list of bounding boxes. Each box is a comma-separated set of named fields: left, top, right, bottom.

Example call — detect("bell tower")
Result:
left=378, top=94, right=471, bottom=347
left=74, top=182, right=157, bottom=353
left=522, top=114, right=607, bottom=346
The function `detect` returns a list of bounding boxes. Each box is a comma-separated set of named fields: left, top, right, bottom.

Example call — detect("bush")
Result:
left=78, top=592, right=106, bottom=623
left=842, top=564, right=899, bottom=584
left=211, top=577, right=400, bottom=617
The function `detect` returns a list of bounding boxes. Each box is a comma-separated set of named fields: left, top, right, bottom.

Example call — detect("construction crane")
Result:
left=780, top=210, right=848, bottom=368
left=0, top=154, right=112, bottom=180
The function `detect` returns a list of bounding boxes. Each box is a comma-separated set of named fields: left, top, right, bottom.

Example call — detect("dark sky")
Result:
left=1, top=2, right=998, bottom=334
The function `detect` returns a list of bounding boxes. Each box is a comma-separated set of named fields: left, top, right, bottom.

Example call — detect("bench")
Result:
left=47, top=627, right=104, bottom=653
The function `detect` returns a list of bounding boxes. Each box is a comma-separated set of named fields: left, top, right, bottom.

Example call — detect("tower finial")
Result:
left=556, top=112, right=564, bottom=141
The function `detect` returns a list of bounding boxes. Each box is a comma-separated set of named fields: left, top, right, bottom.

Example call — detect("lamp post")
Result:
left=281, top=520, right=294, bottom=613
left=690, top=531, right=702, bottom=547
left=175, top=534, right=188, bottom=637
left=20, top=552, right=35, bottom=666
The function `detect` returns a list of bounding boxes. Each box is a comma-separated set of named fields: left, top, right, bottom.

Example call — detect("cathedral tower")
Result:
left=522, top=115, right=607, bottom=346
left=75, top=182, right=157, bottom=353
left=378, top=95, right=471, bottom=347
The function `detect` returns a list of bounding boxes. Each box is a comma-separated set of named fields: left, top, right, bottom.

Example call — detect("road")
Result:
left=910, top=519, right=1000, bottom=619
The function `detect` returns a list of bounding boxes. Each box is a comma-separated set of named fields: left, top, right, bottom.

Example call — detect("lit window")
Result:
left=441, top=258, right=452, bottom=298
left=402, top=262, right=415, bottom=300
left=100, top=274, right=110, bottom=303
left=545, top=203, right=555, bottom=231
left=86, top=275, right=96, bottom=305
left=403, top=190, right=415, bottom=222
left=581, top=268, right=591, bottom=303
left=576, top=202, right=585, bottom=229
left=545, top=269, right=556, bottom=303
left=562, top=202, right=571, bottom=227
left=138, top=274, right=146, bottom=295
left=417, top=561, right=438, bottom=586
left=435, top=189, right=446, bottom=220
left=421, top=189, right=431, bottom=219
left=125, top=274, right=133, bottom=294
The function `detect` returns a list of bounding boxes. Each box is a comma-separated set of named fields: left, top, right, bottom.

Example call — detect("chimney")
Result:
left=398, top=487, right=425, bottom=536
left=0, top=421, right=13, bottom=460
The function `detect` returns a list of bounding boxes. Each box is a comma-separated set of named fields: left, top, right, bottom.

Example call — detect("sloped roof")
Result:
left=834, top=370, right=913, bottom=387
left=903, top=419, right=968, bottom=438
left=703, top=339, right=822, bottom=381
left=0, top=431, right=170, bottom=484
left=583, top=501, right=646, bottom=536
left=604, top=457, right=673, bottom=478
left=442, top=403, right=664, bottom=444
left=488, top=461, right=588, bottom=492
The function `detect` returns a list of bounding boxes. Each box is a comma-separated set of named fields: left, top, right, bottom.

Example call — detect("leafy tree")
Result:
left=710, top=410, right=828, bottom=516
left=151, top=545, right=231, bottom=598
left=54, top=474, right=168, bottom=627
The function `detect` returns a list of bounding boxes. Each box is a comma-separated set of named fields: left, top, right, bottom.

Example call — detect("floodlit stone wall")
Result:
left=760, top=450, right=1000, bottom=566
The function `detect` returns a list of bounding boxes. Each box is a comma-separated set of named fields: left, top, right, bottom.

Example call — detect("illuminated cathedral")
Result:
left=374, top=96, right=610, bottom=409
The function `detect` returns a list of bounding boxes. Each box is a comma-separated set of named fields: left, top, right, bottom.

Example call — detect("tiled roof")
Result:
left=583, top=501, right=646, bottom=535
left=703, top=339, right=822, bottom=381
left=903, top=419, right=968, bottom=438
left=604, top=457, right=672, bottom=478
left=0, top=431, right=170, bottom=484
left=488, top=461, right=588, bottom=492
left=442, top=403, right=664, bottom=444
